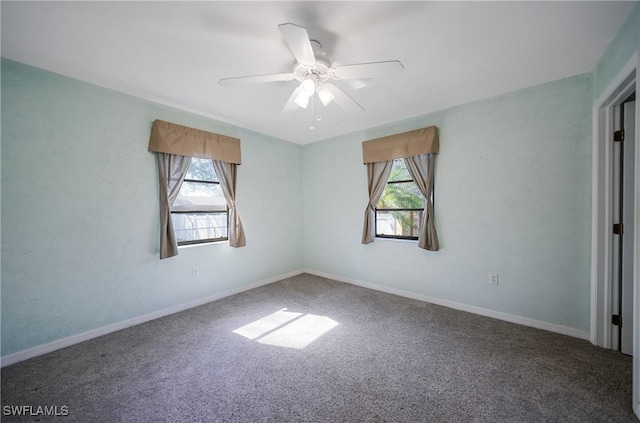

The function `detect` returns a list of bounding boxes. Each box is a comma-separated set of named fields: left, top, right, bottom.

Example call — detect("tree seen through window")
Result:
left=375, top=159, right=426, bottom=240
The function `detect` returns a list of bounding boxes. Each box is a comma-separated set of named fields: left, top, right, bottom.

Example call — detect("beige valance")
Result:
left=362, top=126, right=439, bottom=163
left=148, top=119, right=241, bottom=164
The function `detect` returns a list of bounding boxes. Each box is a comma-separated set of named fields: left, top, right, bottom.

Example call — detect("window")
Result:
left=375, top=159, right=426, bottom=240
left=170, top=158, right=228, bottom=245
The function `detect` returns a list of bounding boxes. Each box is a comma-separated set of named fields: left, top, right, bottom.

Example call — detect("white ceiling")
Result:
left=1, top=1, right=635, bottom=144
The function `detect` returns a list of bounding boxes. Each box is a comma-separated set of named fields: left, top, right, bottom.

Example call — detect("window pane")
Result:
left=378, top=181, right=425, bottom=209
left=185, top=158, right=218, bottom=182
left=376, top=210, right=423, bottom=238
left=173, top=181, right=227, bottom=212
left=388, top=159, right=411, bottom=182
left=171, top=213, right=228, bottom=243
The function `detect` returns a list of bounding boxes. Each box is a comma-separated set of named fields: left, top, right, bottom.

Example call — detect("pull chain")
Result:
left=310, top=94, right=315, bottom=130
left=310, top=95, right=321, bottom=130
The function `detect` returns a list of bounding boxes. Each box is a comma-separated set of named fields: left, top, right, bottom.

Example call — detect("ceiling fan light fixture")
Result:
left=317, top=85, right=335, bottom=106
left=294, top=91, right=311, bottom=108
left=300, top=77, right=316, bottom=95
left=294, top=77, right=317, bottom=108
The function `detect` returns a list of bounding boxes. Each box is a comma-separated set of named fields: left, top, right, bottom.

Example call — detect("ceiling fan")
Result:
left=218, top=23, right=404, bottom=119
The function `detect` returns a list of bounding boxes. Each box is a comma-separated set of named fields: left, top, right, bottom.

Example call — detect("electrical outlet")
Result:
left=192, top=268, right=199, bottom=278
left=489, top=273, right=499, bottom=285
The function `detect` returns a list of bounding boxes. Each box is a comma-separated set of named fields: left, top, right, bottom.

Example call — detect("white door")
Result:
left=620, top=100, right=635, bottom=356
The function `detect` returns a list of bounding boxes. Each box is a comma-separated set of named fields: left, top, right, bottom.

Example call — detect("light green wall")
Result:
left=1, top=59, right=303, bottom=355
left=303, top=73, right=593, bottom=331
left=593, top=1, right=639, bottom=100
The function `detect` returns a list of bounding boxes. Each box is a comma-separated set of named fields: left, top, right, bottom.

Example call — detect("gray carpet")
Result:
left=1, top=273, right=636, bottom=422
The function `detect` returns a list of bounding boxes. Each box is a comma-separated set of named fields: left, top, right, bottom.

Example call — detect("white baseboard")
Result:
left=303, top=268, right=590, bottom=341
left=1, top=269, right=305, bottom=367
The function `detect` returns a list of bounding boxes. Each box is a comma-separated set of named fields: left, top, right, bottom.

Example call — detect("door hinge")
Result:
left=614, top=130, right=625, bottom=142
left=613, top=223, right=624, bottom=235
left=612, top=314, right=622, bottom=327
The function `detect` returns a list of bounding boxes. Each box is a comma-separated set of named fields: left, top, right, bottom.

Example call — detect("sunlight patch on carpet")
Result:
left=233, top=309, right=339, bottom=349
left=233, top=309, right=302, bottom=340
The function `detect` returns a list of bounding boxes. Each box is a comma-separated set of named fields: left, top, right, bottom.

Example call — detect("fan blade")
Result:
left=330, top=60, right=404, bottom=80
left=278, top=87, right=302, bottom=120
left=278, top=23, right=316, bottom=66
left=324, top=83, right=365, bottom=113
left=219, top=73, right=294, bottom=86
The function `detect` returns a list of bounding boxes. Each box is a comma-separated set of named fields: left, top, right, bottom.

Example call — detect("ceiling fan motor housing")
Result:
left=293, top=59, right=331, bottom=84
left=292, top=39, right=333, bottom=84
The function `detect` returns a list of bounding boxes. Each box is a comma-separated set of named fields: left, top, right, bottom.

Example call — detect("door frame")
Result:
left=591, top=51, right=639, bottom=418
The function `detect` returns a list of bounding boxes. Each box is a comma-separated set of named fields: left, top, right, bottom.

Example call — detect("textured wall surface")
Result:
left=1, top=59, right=303, bottom=355
left=303, top=73, right=593, bottom=332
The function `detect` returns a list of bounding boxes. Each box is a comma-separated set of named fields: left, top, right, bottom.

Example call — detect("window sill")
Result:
left=178, top=240, right=228, bottom=249
left=375, top=237, right=417, bottom=244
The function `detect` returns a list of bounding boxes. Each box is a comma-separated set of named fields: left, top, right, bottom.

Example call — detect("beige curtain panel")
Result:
left=148, top=119, right=241, bottom=164
left=362, top=126, right=439, bottom=163
left=404, top=154, right=439, bottom=251
left=361, top=160, right=393, bottom=244
left=157, top=153, right=192, bottom=259
left=212, top=160, right=246, bottom=248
